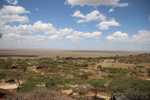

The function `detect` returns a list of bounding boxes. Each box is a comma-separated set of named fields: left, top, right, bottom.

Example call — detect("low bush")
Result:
left=109, top=78, right=150, bottom=100
left=88, top=79, right=108, bottom=89
left=7, top=88, right=74, bottom=100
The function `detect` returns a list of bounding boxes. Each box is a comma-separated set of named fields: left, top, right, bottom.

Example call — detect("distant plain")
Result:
left=0, top=49, right=144, bottom=58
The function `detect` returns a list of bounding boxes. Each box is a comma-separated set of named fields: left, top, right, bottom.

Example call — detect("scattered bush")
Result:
left=109, top=78, right=150, bottom=100
left=88, top=79, right=108, bottom=89
left=7, top=88, right=74, bottom=100
left=0, top=72, right=6, bottom=79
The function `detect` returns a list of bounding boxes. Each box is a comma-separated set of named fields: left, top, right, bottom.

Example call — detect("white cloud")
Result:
left=2, top=21, right=102, bottom=41
left=132, top=30, right=150, bottom=43
left=66, top=0, right=128, bottom=7
left=72, top=10, right=120, bottom=30
left=72, top=10, right=106, bottom=23
left=98, top=19, right=120, bottom=30
left=72, top=10, right=85, bottom=19
left=107, top=30, right=150, bottom=44
left=0, top=5, right=29, bottom=27
left=82, top=31, right=101, bottom=38
left=6, top=0, right=18, bottom=5
left=106, top=31, right=128, bottom=41
left=0, top=5, right=29, bottom=14
left=32, top=21, right=56, bottom=34
left=66, top=31, right=101, bottom=40
left=105, top=30, right=150, bottom=50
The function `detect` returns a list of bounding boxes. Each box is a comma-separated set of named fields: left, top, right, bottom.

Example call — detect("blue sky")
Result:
left=0, top=0, right=150, bottom=51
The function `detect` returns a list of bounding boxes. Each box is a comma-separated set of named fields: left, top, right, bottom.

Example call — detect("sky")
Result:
left=0, top=0, right=150, bottom=51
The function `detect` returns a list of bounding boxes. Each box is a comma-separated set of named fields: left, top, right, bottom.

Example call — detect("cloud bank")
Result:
left=0, top=5, right=102, bottom=43
left=107, top=31, right=150, bottom=43
left=66, top=0, right=128, bottom=7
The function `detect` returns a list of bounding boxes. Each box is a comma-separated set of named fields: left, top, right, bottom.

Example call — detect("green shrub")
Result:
left=18, top=76, right=47, bottom=92
left=104, top=68, right=129, bottom=78
left=45, top=79, right=58, bottom=88
left=0, top=72, right=6, bottom=79
left=109, top=78, right=150, bottom=100
left=88, top=79, right=107, bottom=88
left=7, top=88, right=74, bottom=100
left=18, top=79, right=37, bottom=92
left=136, top=65, right=145, bottom=68
left=0, top=58, right=13, bottom=69
left=45, top=77, right=74, bottom=89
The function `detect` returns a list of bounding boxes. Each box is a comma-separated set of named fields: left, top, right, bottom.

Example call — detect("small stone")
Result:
left=61, top=89, right=73, bottom=95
